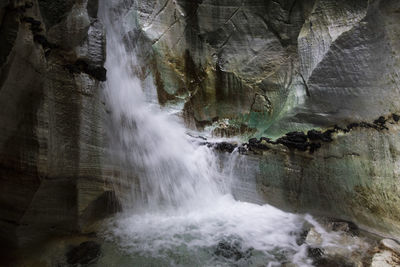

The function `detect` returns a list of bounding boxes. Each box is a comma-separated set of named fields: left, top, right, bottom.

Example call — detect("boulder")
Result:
left=66, top=241, right=101, bottom=265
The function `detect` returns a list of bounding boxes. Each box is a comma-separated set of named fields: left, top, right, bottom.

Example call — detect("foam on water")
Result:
left=99, top=1, right=367, bottom=266
left=103, top=195, right=312, bottom=266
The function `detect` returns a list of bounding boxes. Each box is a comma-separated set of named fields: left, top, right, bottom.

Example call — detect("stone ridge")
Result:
left=209, top=114, right=399, bottom=155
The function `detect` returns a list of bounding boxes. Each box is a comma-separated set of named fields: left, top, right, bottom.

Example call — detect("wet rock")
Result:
left=212, top=142, right=237, bottom=153
left=86, top=0, right=99, bottom=18
left=371, top=250, right=400, bottom=267
left=237, top=146, right=248, bottom=155
left=65, top=59, right=107, bottom=81
left=33, top=34, right=57, bottom=50
left=285, top=132, right=308, bottom=143
left=313, top=256, right=355, bottom=267
left=374, top=116, right=386, bottom=126
left=247, top=137, right=270, bottom=151
left=296, top=229, right=309, bottom=245
left=307, top=129, right=322, bottom=140
left=0, top=0, right=109, bottom=247
left=309, top=142, right=321, bottom=154
left=327, top=219, right=359, bottom=236
left=276, top=136, right=309, bottom=151
left=307, top=129, right=333, bottom=142
left=22, top=16, right=40, bottom=25
left=372, top=116, right=388, bottom=130
left=274, top=131, right=311, bottom=151
left=214, top=240, right=252, bottom=261
left=380, top=239, right=400, bottom=255
left=305, top=227, right=322, bottom=246
left=345, top=117, right=388, bottom=131
left=66, top=241, right=101, bottom=265
left=307, top=247, right=324, bottom=259
left=196, top=135, right=207, bottom=141
left=248, top=138, right=259, bottom=145
left=346, top=122, right=360, bottom=131
left=260, top=137, right=271, bottom=143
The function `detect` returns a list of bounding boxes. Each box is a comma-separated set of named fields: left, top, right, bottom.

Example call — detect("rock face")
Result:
left=0, top=0, right=115, bottom=247
left=130, top=0, right=400, bottom=239
left=233, top=118, right=400, bottom=238
left=1, top=0, right=400, bottom=250
left=129, top=0, right=400, bottom=136
left=371, top=239, right=400, bottom=267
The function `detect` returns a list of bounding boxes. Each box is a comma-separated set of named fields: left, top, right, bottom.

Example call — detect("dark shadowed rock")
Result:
left=66, top=241, right=101, bottom=265
left=65, top=59, right=107, bottom=81
left=313, top=256, right=355, bottom=267
left=328, top=219, right=359, bottom=236
left=214, top=240, right=252, bottom=261
left=285, top=132, right=308, bottom=143
left=213, top=142, right=237, bottom=153
left=307, top=129, right=333, bottom=142
left=307, top=247, right=324, bottom=260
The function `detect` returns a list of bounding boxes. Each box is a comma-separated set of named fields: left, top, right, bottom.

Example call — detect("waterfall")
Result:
left=97, top=1, right=366, bottom=266
left=100, top=0, right=223, bottom=212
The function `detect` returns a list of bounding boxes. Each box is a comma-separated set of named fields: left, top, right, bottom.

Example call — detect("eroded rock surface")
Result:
left=237, top=120, right=400, bottom=238
left=1, top=0, right=400, bottom=252
left=125, top=0, right=400, bottom=136
left=0, top=0, right=114, bottom=247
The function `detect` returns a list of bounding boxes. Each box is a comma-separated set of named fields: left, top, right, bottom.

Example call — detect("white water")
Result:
left=99, top=1, right=366, bottom=266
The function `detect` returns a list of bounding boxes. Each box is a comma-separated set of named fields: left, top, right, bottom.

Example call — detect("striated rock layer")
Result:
left=0, top=0, right=116, bottom=247
left=241, top=116, right=400, bottom=238
left=1, top=0, right=400, bottom=248
left=129, top=0, right=400, bottom=238
left=131, top=0, right=400, bottom=136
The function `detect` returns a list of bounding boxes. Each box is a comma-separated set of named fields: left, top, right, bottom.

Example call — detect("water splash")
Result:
left=100, top=0, right=221, bottom=212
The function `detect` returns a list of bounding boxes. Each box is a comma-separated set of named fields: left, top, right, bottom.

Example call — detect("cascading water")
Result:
left=100, top=0, right=221, bottom=212
left=98, top=1, right=369, bottom=266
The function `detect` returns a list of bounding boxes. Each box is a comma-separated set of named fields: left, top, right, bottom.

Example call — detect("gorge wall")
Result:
left=131, top=0, right=400, bottom=238
left=1, top=0, right=400, bottom=247
left=0, top=0, right=116, bottom=247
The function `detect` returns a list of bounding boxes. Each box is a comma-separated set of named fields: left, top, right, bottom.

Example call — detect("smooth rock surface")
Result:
left=229, top=121, right=400, bottom=238
left=380, top=239, right=400, bottom=255
left=0, top=0, right=115, bottom=247
left=126, top=0, right=400, bottom=136
left=1, top=0, right=400, bottom=252
left=371, top=250, right=400, bottom=267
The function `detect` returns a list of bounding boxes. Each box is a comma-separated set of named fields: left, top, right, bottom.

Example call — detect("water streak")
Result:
left=100, top=0, right=221, bottom=212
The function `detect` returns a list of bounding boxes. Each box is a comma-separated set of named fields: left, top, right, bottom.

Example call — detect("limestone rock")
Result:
left=305, top=227, right=323, bottom=246
left=127, top=0, right=400, bottom=136
left=0, top=0, right=114, bottom=247
left=130, top=0, right=314, bottom=130
left=380, top=239, right=400, bottom=255
left=238, top=122, right=400, bottom=238
left=371, top=250, right=400, bottom=267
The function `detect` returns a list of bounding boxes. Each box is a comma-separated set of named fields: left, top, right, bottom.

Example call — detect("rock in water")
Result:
left=66, top=241, right=101, bottom=265
left=214, top=240, right=252, bottom=261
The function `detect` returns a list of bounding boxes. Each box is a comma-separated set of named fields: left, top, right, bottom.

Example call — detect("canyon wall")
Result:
left=1, top=0, right=400, bottom=247
left=133, top=0, right=400, bottom=238
left=132, top=0, right=400, bottom=136
left=0, top=0, right=116, bottom=247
